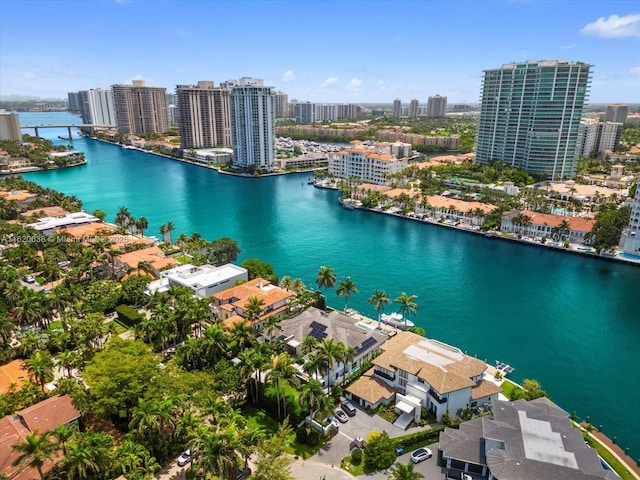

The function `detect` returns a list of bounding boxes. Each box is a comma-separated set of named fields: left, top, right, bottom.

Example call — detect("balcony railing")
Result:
left=429, top=389, right=447, bottom=404
left=374, top=368, right=395, bottom=382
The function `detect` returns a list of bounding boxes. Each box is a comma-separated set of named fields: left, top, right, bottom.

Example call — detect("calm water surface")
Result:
left=18, top=113, right=640, bottom=459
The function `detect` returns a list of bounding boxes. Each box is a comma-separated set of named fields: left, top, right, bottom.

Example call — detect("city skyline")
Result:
left=0, top=0, right=639, bottom=104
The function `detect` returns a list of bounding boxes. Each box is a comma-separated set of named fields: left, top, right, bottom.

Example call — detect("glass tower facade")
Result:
left=475, top=60, right=592, bottom=180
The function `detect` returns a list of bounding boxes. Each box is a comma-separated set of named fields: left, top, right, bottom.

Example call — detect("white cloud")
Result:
left=347, top=78, right=362, bottom=91
left=320, top=77, right=338, bottom=87
left=580, top=13, right=640, bottom=38
left=281, top=70, right=296, bottom=82
left=630, top=66, right=640, bottom=76
left=23, top=72, right=37, bottom=79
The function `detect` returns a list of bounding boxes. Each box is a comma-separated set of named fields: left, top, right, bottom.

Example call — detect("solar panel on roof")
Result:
left=309, top=321, right=327, bottom=332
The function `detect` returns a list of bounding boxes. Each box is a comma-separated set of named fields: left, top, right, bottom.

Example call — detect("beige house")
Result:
left=346, top=331, right=501, bottom=428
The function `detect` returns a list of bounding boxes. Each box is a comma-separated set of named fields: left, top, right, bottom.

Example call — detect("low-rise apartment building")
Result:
left=346, top=331, right=501, bottom=428
left=416, top=195, right=497, bottom=226
left=330, top=142, right=409, bottom=185
left=501, top=210, right=595, bottom=244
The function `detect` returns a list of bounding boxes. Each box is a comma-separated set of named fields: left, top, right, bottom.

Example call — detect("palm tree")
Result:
left=340, top=346, right=356, bottom=385
left=58, top=350, right=82, bottom=378
left=230, top=320, right=254, bottom=352
left=25, top=350, right=54, bottom=392
left=389, top=461, right=425, bottom=480
left=266, top=352, right=299, bottom=419
left=317, top=338, right=345, bottom=388
left=189, top=424, right=240, bottom=480
left=299, top=379, right=327, bottom=421
left=51, top=423, right=77, bottom=456
left=202, top=325, right=228, bottom=365
left=12, top=430, right=56, bottom=480
left=336, top=276, right=358, bottom=311
left=395, top=292, right=418, bottom=329
left=130, top=398, right=161, bottom=456
left=165, top=221, right=175, bottom=244
left=64, top=430, right=113, bottom=480
left=368, top=289, right=391, bottom=328
left=136, top=216, right=148, bottom=237
left=261, top=315, right=281, bottom=342
left=315, top=266, right=336, bottom=295
left=300, top=335, right=319, bottom=356
left=290, top=277, right=306, bottom=294
left=279, top=275, right=293, bottom=291
left=244, top=296, right=265, bottom=326
left=0, top=314, right=16, bottom=344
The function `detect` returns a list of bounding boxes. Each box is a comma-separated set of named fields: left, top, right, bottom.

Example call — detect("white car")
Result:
left=177, top=449, right=193, bottom=467
left=410, top=447, right=432, bottom=463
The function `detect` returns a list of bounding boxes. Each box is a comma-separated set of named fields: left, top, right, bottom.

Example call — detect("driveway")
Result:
left=311, top=402, right=431, bottom=470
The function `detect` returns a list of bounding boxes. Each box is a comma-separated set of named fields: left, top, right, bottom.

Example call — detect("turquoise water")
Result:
left=17, top=113, right=640, bottom=460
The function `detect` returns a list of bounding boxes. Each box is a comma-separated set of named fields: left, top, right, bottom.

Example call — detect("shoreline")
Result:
left=320, top=183, right=640, bottom=268
left=88, top=137, right=321, bottom=178
left=0, top=160, right=87, bottom=176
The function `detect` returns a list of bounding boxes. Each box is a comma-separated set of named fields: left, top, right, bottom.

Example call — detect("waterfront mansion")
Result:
left=346, top=331, right=501, bottom=428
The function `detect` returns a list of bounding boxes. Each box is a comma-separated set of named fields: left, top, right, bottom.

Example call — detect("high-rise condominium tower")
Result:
left=605, top=104, right=628, bottom=124
left=230, top=77, right=276, bottom=170
left=77, top=88, right=116, bottom=126
left=476, top=60, right=591, bottom=179
left=111, top=80, right=168, bottom=134
left=176, top=81, right=231, bottom=150
left=274, top=91, right=289, bottom=118
left=0, top=109, right=21, bottom=141
left=409, top=99, right=419, bottom=120
left=621, top=176, right=640, bottom=255
left=427, top=94, right=447, bottom=118
left=393, top=98, right=401, bottom=118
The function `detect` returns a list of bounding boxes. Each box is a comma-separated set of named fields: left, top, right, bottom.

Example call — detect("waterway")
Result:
left=16, top=112, right=640, bottom=460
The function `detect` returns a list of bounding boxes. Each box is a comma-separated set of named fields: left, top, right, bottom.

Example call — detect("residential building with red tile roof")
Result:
left=0, top=395, right=80, bottom=480
left=500, top=209, right=595, bottom=244
left=0, top=360, right=29, bottom=394
left=330, top=144, right=409, bottom=186
left=114, top=246, right=178, bottom=279
left=210, top=278, right=293, bottom=330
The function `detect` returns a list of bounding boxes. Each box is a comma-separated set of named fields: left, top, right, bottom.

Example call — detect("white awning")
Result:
left=396, top=400, right=415, bottom=414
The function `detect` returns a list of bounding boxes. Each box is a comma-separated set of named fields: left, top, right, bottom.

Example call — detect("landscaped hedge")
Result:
left=115, top=304, right=144, bottom=328
left=392, top=424, right=451, bottom=451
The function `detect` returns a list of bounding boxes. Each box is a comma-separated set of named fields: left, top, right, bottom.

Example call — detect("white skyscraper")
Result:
left=621, top=176, right=640, bottom=255
left=230, top=78, right=276, bottom=170
left=86, top=89, right=116, bottom=126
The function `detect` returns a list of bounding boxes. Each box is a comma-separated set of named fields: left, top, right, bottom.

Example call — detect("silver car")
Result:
left=410, top=447, right=432, bottom=463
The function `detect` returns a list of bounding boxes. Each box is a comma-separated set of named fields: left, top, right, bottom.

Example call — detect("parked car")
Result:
left=236, top=468, right=251, bottom=479
left=177, top=449, right=193, bottom=467
left=410, top=447, right=432, bottom=464
left=335, top=409, right=349, bottom=423
left=23, top=275, right=35, bottom=284
left=341, top=400, right=356, bottom=416
left=326, top=416, right=339, bottom=428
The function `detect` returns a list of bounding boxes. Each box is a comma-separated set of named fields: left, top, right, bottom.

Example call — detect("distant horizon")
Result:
left=1, top=0, right=639, bottom=104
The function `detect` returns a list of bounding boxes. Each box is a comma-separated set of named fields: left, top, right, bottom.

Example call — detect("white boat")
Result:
left=381, top=312, right=414, bottom=329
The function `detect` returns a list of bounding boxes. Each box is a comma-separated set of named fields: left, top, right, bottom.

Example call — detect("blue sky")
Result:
left=0, top=0, right=639, bottom=104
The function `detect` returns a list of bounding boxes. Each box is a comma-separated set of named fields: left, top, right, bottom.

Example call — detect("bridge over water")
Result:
left=20, top=123, right=117, bottom=139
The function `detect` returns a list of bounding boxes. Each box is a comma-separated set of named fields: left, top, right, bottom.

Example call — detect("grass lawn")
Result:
left=341, top=456, right=365, bottom=476
left=243, top=407, right=323, bottom=459
left=584, top=433, right=636, bottom=480
left=175, top=255, right=192, bottom=264
left=108, top=321, right=127, bottom=335
left=47, top=320, right=63, bottom=330
left=500, top=380, right=521, bottom=400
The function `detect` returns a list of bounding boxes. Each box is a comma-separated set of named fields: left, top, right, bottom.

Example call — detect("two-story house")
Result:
left=209, top=277, right=293, bottom=330
left=347, top=331, right=501, bottom=428
left=274, top=307, right=387, bottom=388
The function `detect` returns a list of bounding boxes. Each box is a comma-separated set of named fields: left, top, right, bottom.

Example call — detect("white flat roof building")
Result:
left=145, top=263, right=248, bottom=298
left=29, top=212, right=101, bottom=234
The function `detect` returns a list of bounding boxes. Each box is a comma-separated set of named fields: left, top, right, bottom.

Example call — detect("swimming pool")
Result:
left=618, top=252, right=640, bottom=261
